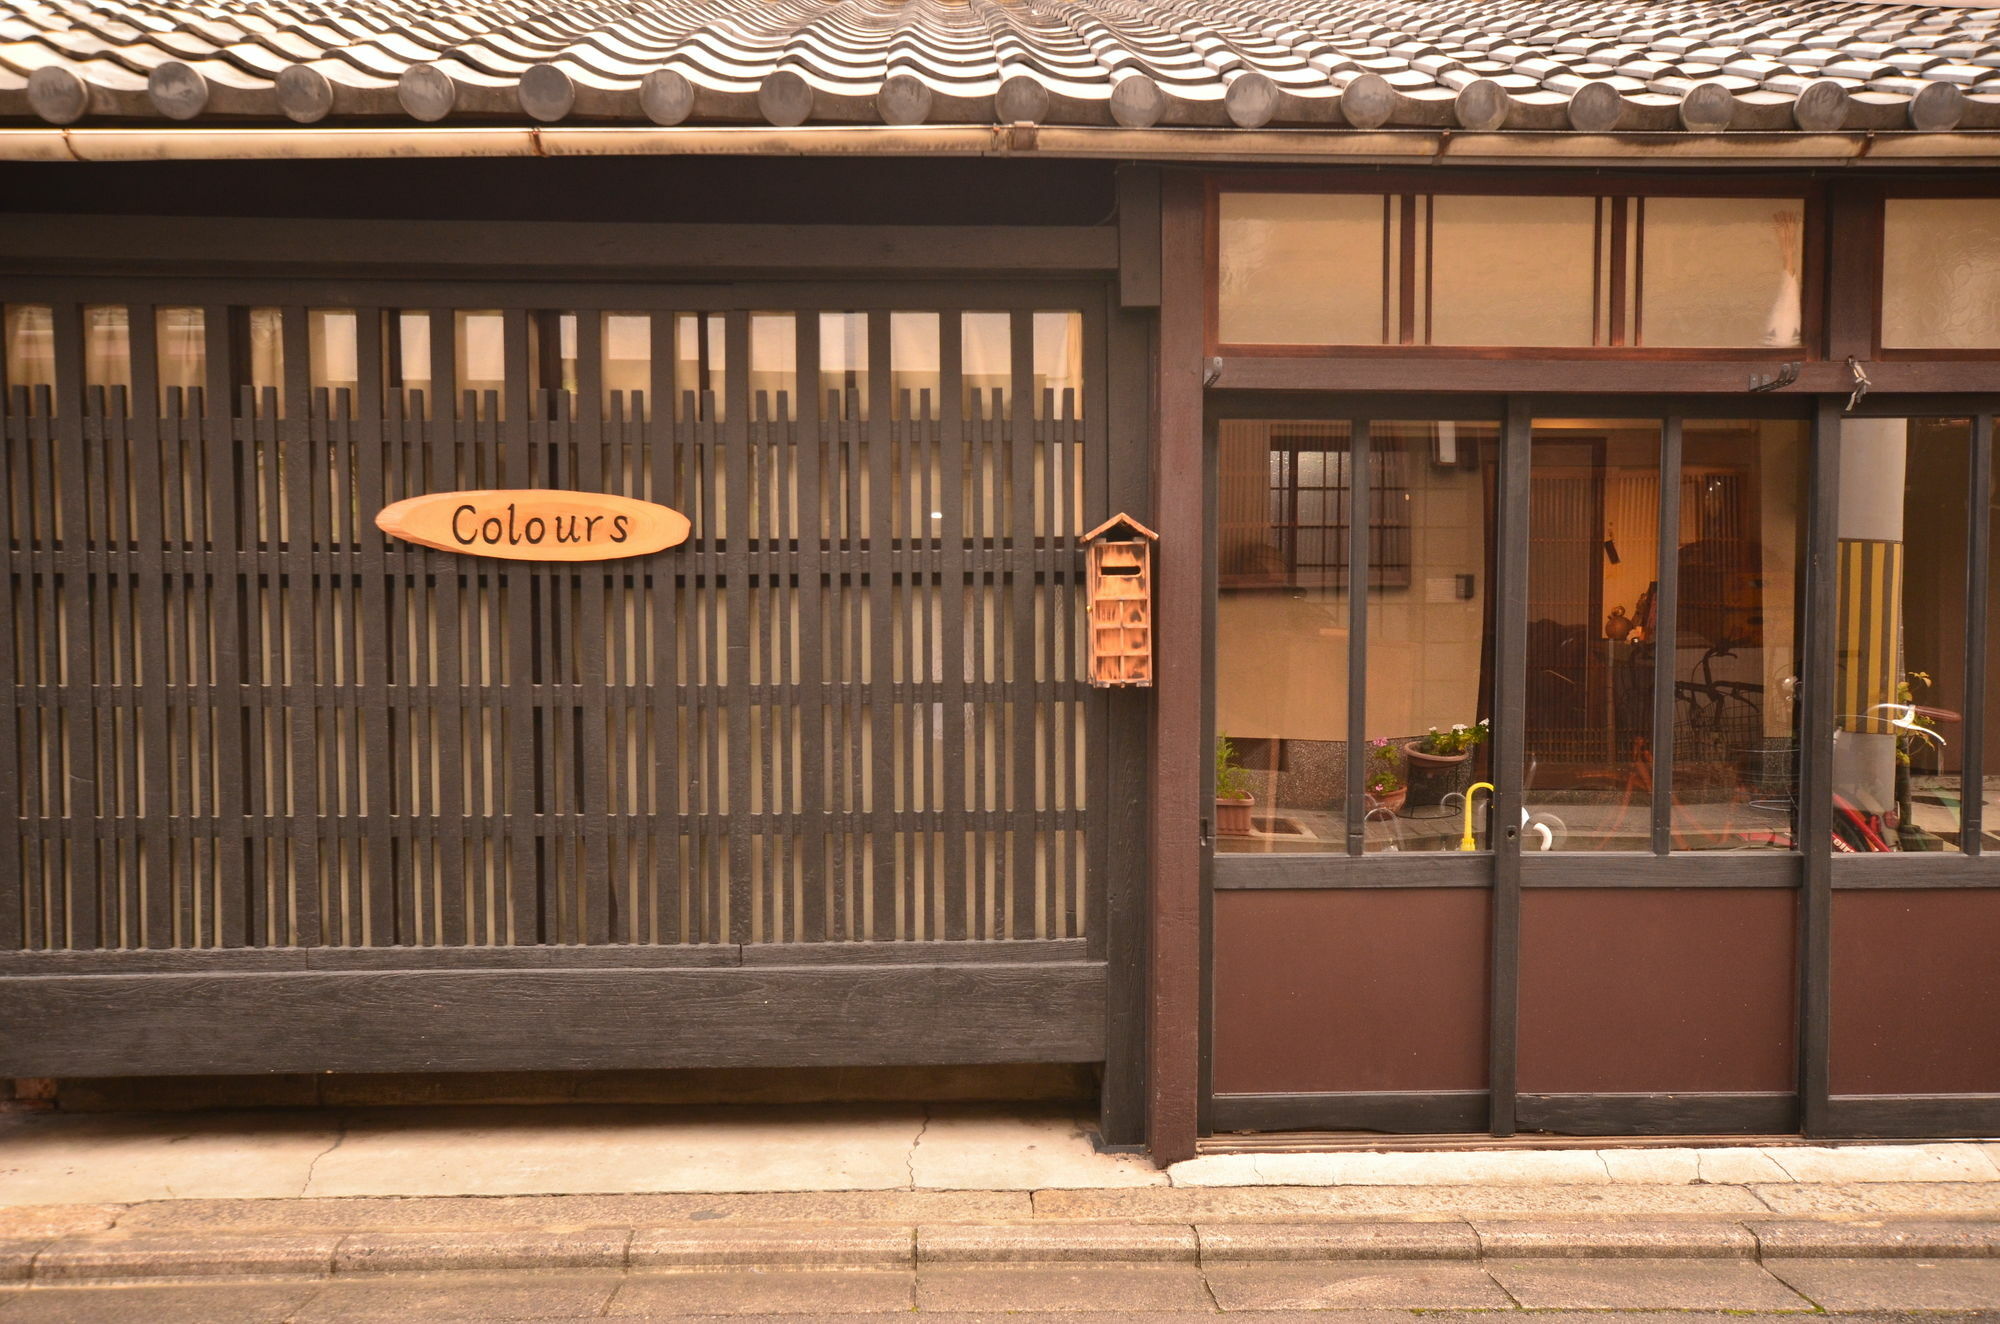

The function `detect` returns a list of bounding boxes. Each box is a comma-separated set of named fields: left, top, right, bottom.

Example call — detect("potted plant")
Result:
left=1215, top=736, right=1256, bottom=837
left=1403, top=719, right=1489, bottom=806
left=1364, top=737, right=1406, bottom=815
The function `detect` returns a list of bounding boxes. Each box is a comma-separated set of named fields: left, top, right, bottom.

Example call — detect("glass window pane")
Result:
left=1882, top=199, right=2000, bottom=349
left=84, top=305, right=131, bottom=413
left=819, top=311, right=867, bottom=421
left=310, top=309, right=359, bottom=405
left=959, top=311, right=1006, bottom=418
left=156, top=307, right=205, bottom=413
left=389, top=311, right=431, bottom=419
left=749, top=312, right=796, bottom=421
left=891, top=311, right=940, bottom=420
left=245, top=307, right=283, bottom=417
left=5, top=304, right=55, bottom=410
left=1216, top=192, right=1387, bottom=346
left=454, top=310, right=505, bottom=418
left=1676, top=419, right=1807, bottom=852
left=1831, top=418, right=1971, bottom=853
left=1365, top=421, right=1497, bottom=853
left=1987, top=425, right=2000, bottom=852
left=602, top=312, right=650, bottom=420
left=1640, top=197, right=1804, bottom=348
left=1429, top=195, right=1596, bottom=347
left=1032, top=310, right=1083, bottom=420
left=1217, top=419, right=1352, bottom=854
left=1524, top=420, right=1661, bottom=851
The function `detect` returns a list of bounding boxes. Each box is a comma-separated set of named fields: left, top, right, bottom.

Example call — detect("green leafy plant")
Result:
left=1895, top=671, right=1938, bottom=768
left=1365, top=737, right=1403, bottom=794
left=1416, top=719, right=1490, bottom=757
left=1215, top=736, right=1254, bottom=801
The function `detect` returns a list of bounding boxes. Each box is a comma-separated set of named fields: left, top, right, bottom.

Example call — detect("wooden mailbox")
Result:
left=1083, top=512, right=1157, bottom=688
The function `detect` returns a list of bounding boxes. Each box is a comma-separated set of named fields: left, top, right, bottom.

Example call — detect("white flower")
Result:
left=1451, top=723, right=1467, bottom=731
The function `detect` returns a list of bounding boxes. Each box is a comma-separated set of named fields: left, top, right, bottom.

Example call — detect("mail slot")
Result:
left=1083, top=512, right=1157, bottom=688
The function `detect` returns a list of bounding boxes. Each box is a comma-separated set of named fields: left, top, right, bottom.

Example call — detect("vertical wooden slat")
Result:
left=795, top=312, right=827, bottom=945
left=51, top=303, right=100, bottom=949
left=720, top=310, right=754, bottom=945
left=0, top=381, right=21, bottom=952
left=574, top=311, right=613, bottom=944
left=354, top=306, right=397, bottom=942
left=1007, top=310, right=1038, bottom=938
left=937, top=311, right=969, bottom=942
left=645, top=312, right=680, bottom=944
left=281, top=306, right=321, bottom=946
left=502, top=308, right=539, bottom=946
left=862, top=310, right=895, bottom=940
left=428, top=307, right=466, bottom=947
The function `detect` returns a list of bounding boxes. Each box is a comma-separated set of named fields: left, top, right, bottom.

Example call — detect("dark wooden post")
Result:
left=1147, top=171, right=1206, bottom=1164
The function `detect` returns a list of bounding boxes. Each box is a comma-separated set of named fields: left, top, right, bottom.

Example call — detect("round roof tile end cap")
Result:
left=1225, top=70, right=1279, bottom=128
left=1454, top=77, right=1509, bottom=131
left=26, top=65, right=90, bottom=126
left=759, top=69, right=813, bottom=128
left=1567, top=79, right=1624, bottom=131
left=878, top=72, right=933, bottom=126
left=640, top=69, right=693, bottom=126
left=518, top=62, right=576, bottom=123
left=1678, top=80, right=1735, bottom=131
left=275, top=64, right=334, bottom=123
left=995, top=74, right=1049, bottom=124
left=1910, top=80, right=1965, bottom=130
left=1340, top=72, right=1395, bottom=129
left=399, top=63, right=457, bottom=123
left=1109, top=73, right=1165, bottom=128
left=1793, top=78, right=1849, bottom=132
left=149, top=60, right=210, bottom=122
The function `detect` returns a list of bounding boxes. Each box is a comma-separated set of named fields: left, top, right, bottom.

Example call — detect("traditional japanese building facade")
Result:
left=2, top=0, right=1998, bottom=1161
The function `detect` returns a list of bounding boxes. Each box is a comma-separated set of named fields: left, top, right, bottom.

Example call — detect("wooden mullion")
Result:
left=428, top=308, right=466, bottom=947
left=353, top=307, right=398, bottom=943
left=1006, top=310, right=1038, bottom=938
left=1490, top=395, right=1533, bottom=1137
left=1650, top=416, right=1682, bottom=855
left=195, top=303, right=248, bottom=949
left=501, top=308, right=539, bottom=946
left=1346, top=418, right=1371, bottom=856
left=693, top=371, right=722, bottom=945
left=1798, top=396, right=1843, bottom=1136
left=1963, top=414, right=1992, bottom=856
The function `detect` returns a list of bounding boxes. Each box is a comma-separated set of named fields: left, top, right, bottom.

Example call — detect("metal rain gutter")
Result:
left=3, top=123, right=1999, bottom=166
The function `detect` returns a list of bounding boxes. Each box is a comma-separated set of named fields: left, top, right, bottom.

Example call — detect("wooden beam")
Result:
left=0, top=215, right=1120, bottom=278
left=1214, top=356, right=2000, bottom=396
left=1146, top=170, right=1205, bottom=1165
left=1116, top=165, right=1163, bottom=308
left=0, top=962, right=1107, bottom=1076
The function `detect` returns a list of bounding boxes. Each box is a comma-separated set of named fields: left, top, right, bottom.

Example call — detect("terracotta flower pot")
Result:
left=1368, top=786, right=1407, bottom=816
left=1401, top=741, right=1473, bottom=807
left=1215, top=795, right=1255, bottom=836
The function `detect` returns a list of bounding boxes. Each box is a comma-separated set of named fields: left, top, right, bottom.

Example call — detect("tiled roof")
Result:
left=3, top=0, right=1998, bottom=132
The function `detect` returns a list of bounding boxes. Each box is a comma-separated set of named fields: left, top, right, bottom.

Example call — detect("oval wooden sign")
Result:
left=375, top=490, right=691, bottom=561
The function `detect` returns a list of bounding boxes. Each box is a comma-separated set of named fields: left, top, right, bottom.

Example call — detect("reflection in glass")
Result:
left=4, top=305, right=55, bottom=409
left=1672, top=420, right=1806, bottom=851
left=84, top=306, right=131, bottom=411
left=1881, top=199, right=2000, bottom=349
left=1429, top=195, right=1596, bottom=347
left=1365, top=422, right=1496, bottom=852
left=602, top=313, right=650, bottom=419
left=156, top=307, right=205, bottom=413
left=1216, top=192, right=1387, bottom=346
left=1640, top=197, right=1804, bottom=348
left=454, top=310, right=505, bottom=417
left=1216, top=419, right=1495, bottom=854
left=1832, top=419, right=1974, bottom=852
left=1524, top=421, right=1661, bottom=850
left=820, top=312, right=867, bottom=420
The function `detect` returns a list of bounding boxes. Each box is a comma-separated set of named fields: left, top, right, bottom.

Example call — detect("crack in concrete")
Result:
left=905, top=1104, right=931, bottom=1189
left=299, top=1114, right=350, bottom=1198
left=1763, top=1147, right=1805, bottom=1183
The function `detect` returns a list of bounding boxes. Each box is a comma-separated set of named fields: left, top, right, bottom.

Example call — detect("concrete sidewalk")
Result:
left=5, top=1102, right=2000, bottom=1204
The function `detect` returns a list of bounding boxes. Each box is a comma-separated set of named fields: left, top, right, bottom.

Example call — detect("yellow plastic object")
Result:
left=1460, top=782, right=1496, bottom=851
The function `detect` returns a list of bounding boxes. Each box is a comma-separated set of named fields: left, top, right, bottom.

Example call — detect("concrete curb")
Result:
left=8, top=1215, right=2000, bottom=1284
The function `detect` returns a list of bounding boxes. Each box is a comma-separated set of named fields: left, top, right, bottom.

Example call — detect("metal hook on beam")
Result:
left=1846, top=356, right=1873, bottom=411
left=1749, top=361, right=1800, bottom=392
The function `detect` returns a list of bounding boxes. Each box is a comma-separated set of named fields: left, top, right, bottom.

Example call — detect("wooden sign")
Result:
left=375, top=490, right=690, bottom=561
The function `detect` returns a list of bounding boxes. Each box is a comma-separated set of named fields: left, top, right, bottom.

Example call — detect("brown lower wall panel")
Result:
left=1211, top=889, right=1488, bottom=1095
left=0, top=962, right=1107, bottom=1077
left=1519, top=889, right=1796, bottom=1094
left=1832, top=889, right=2000, bottom=1095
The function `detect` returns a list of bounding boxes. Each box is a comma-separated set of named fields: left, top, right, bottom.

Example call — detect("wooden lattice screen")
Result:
left=3, top=298, right=1100, bottom=953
